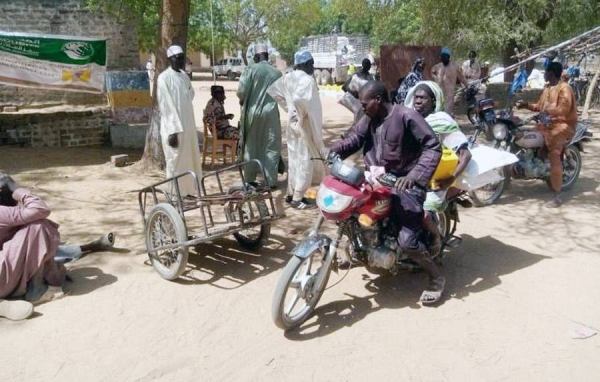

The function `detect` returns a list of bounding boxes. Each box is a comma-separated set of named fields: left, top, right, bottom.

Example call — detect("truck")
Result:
left=299, top=34, right=371, bottom=85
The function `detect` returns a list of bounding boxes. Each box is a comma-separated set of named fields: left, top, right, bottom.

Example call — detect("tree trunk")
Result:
left=582, top=71, right=599, bottom=120
left=140, top=0, right=191, bottom=171
left=501, top=40, right=519, bottom=83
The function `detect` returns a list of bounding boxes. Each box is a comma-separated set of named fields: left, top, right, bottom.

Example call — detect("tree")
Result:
left=188, top=0, right=229, bottom=63
left=220, top=0, right=268, bottom=65
left=261, top=0, right=324, bottom=63
left=417, top=0, right=599, bottom=72
left=141, top=0, right=191, bottom=170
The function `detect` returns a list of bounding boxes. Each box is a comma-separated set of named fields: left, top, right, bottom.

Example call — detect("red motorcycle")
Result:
left=271, top=157, right=461, bottom=330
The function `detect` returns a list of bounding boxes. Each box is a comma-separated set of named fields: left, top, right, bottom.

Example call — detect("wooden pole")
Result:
left=582, top=70, right=599, bottom=120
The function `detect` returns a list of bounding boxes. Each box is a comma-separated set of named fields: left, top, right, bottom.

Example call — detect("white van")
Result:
left=213, top=57, right=245, bottom=80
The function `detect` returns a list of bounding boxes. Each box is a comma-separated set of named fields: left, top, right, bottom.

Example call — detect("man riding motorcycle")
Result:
left=322, top=81, right=445, bottom=305
left=516, top=61, right=577, bottom=208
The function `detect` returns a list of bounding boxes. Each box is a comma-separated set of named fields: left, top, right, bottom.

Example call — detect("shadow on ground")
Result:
left=285, top=234, right=548, bottom=340
left=66, top=266, right=118, bottom=296
left=165, top=233, right=296, bottom=289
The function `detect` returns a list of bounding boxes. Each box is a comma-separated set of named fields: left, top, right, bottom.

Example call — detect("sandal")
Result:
left=545, top=197, right=563, bottom=208
left=289, top=200, right=317, bottom=210
left=419, top=276, right=446, bottom=305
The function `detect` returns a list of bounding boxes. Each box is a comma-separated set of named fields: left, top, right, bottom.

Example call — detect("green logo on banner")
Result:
left=62, top=42, right=95, bottom=60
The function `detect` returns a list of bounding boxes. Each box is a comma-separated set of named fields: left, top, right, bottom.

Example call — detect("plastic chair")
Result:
left=201, top=118, right=237, bottom=167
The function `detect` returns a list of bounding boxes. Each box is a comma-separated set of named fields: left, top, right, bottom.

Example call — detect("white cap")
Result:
left=167, top=45, right=184, bottom=58
left=294, top=50, right=313, bottom=65
left=255, top=43, right=268, bottom=54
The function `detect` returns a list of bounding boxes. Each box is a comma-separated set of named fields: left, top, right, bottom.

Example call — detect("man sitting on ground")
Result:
left=0, top=174, right=116, bottom=320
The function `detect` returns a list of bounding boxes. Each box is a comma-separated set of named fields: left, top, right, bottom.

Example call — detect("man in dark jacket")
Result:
left=328, top=81, right=445, bottom=305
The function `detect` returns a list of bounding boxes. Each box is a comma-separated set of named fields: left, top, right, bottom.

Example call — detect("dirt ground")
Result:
left=1, top=78, right=600, bottom=381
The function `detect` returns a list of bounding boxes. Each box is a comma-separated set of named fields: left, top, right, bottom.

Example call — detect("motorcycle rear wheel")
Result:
left=272, top=249, right=331, bottom=331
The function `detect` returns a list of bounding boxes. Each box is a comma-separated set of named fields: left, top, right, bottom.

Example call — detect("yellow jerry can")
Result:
left=431, top=147, right=458, bottom=182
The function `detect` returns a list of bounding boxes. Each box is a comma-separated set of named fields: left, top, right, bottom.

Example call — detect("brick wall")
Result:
left=0, top=108, right=111, bottom=147
left=0, top=0, right=139, bottom=107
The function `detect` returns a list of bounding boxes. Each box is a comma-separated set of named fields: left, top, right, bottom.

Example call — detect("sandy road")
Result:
left=1, top=78, right=599, bottom=381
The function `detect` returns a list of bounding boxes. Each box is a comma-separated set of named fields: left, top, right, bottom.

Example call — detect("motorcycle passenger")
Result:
left=516, top=62, right=577, bottom=208
left=404, top=81, right=472, bottom=256
left=326, top=81, right=445, bottom=305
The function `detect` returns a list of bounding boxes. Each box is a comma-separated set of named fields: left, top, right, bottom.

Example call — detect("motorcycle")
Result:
left=271, top=157, right=461, bottom=330
left=468, top=111, right=590, bottom=207
left=465, top=82, right=497, bottom=142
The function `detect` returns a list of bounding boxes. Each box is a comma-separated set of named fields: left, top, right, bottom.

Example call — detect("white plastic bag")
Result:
left=454, top=169, right=504, bottom=191
left=465, top=145, right=518, bottom=177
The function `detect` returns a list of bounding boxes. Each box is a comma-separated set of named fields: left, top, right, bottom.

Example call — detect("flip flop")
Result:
left=420, top=277, right=446, bottom=305
left=100, top=233, right=115, bottom=248
left=0, top=299, right=34, bottom=321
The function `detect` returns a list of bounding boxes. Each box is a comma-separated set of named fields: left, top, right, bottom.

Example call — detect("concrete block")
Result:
left=111, top=154, right=129, bottom=167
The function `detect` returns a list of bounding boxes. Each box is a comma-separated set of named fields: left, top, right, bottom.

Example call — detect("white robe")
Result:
left=267, top=70, right=326, bottom=200
left=157, top=67, right=203, bottom=196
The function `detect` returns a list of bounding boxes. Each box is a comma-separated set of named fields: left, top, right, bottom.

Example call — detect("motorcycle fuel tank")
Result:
left=516, top=130, right=544, bottom=148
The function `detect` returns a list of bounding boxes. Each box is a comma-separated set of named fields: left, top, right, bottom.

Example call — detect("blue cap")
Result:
left=294, top=50, right=313, bottom=65
left=441, top=47, right=451, bottom=56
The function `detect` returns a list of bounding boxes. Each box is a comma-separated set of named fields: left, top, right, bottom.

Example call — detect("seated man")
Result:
left=516, top=62, right=577, bottom=208
left=203, top=85, right=240, bottom=140
left=0, top=174, right=66, bottom=314
left=326, top=81, right=445, bottom=305
left=0, top=174, right=116, bottom=320
left=404, top=82, right=472, bottom=255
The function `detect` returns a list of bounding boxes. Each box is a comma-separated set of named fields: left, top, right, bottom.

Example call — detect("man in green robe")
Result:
left=236, top=44, right=283, bottom=188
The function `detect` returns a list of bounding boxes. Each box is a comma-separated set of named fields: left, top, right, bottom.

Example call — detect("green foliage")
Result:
left=370, top=0, right=421, bottom=49
left=418, top=0, right=600, bottom=62
left=261, top=0, right=324, bottom=63
left=87, top=0, right=599, bottom=67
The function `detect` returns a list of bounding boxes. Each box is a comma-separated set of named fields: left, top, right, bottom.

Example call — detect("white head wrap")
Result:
left=404, top=80, right=445, bottom=113
left=294, top=50, right=313, bottom=65
left=166, top=45, right=184, bottom=58
left=255, top=43, right=268, bottom=54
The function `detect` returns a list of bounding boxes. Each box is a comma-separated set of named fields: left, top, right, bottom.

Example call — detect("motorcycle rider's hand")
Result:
left=319, top=147, right=331, bottom=160
left=394, top=176, right=415, bottom=192
left=515, top=100, right=528, bottom=109
left=168, top=133, right=178, bottom=148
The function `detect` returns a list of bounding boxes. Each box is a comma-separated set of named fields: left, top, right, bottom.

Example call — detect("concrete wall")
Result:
left=0, top=107, right=111, bottom=147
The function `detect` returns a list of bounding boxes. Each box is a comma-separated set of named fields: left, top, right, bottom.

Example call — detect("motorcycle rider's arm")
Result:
left=436, top=146, right=471, bottom=189
left=542, top=85, right=574, bottom=123
left=404, top=111, right=442, bottom=188
left=330, top=117, right=369, bottom=159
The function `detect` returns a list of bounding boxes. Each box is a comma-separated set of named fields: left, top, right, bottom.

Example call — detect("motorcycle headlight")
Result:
left=492, top=124, right=508, bottom=140
left=316, top=187, right=353, bottom=213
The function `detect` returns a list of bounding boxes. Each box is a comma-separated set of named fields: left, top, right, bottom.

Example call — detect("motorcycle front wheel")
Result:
left=272, top=248, right=331, bottom=331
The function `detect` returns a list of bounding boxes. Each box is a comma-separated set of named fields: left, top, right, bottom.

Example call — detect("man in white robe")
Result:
left=267, top=50, right=326, bottom=209
left=157, top=45, right=203, bottom=196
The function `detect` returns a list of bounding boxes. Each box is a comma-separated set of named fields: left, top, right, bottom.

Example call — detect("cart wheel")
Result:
left=227, top=186, right=271, bottom=250
left=145, top=203, right=189, bottom=280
